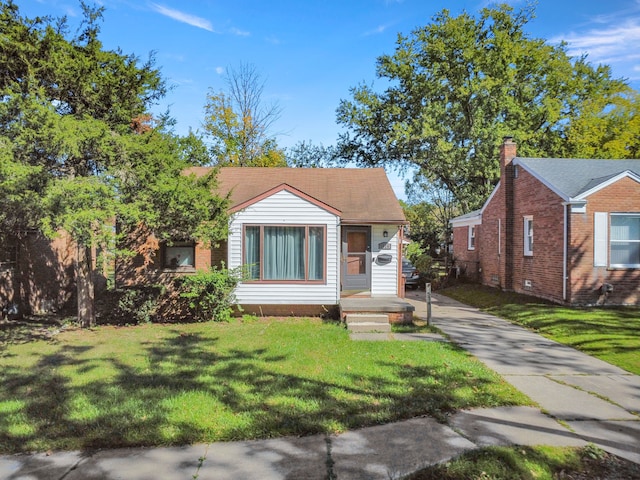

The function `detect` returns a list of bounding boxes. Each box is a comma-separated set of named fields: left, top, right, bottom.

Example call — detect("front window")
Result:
left=244, top=225, right=325, bottom=282
left=610, top=214, right=640, bottom=267
left=524, top=216, right=533, bottom=256
left=163, top=241, right=195, bottom=269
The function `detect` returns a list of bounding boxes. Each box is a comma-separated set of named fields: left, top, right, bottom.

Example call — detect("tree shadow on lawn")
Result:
left=0, top=329, right=508, bottom=455
left=0, top=315, right=68, bottom=350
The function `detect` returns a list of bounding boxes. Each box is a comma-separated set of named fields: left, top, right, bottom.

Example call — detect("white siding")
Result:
left=370, top=224, right=400, bottom=296
left=228, top=190, right=340, bottom=305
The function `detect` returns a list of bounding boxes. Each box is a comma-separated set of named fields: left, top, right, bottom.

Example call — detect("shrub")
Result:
left=174, top=267, right=242, bottom=322
left=98, top=285, right=165, bottom=325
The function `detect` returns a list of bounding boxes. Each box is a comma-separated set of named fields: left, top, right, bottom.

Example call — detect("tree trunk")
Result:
left=75, top=242, right=95, bottom=328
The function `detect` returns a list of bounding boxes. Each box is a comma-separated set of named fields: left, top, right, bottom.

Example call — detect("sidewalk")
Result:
left=407, top=290, right=640, bottom=464
left=1, top=292, right=638, bottom=479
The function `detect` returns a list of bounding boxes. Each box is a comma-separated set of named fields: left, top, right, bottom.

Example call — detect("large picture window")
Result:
left=244, top=225, right=325, bottom=282
left=610, top=214, right=640, bottom=268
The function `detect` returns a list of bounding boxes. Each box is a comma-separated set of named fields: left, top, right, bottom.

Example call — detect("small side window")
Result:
left=468, top=225, right=476, bottom=250
left=524, top=216, right=533, bottom=256
left=163, top=241, right=196, bottom=269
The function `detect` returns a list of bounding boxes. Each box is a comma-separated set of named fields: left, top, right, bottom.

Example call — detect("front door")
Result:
left=341, top=226, right=371, bottom=291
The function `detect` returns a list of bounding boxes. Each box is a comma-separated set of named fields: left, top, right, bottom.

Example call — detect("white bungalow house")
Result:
left=152, top=167, right=410, bottom=318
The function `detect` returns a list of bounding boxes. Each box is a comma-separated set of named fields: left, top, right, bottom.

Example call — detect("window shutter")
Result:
left=594, top=212, right=608, bottom=266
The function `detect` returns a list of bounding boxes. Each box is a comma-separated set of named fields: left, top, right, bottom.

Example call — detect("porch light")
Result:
left=383, top=230, right=388, bottom=237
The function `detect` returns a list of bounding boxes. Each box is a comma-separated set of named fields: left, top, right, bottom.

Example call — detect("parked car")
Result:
left=402, top=258, right=420, bottom=289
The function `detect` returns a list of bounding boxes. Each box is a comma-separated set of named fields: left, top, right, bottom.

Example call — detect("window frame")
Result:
left=242, top=224, right=326, bottom=283
left=467, top=225, right=476, bottom=250
left=523, top=216, right=533, bottom=257
left=162, top=240, right=196, bottom=270
left=609, top=213, right=640, bottom=268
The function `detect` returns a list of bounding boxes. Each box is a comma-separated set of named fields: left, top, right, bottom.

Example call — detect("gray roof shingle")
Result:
left=514, top=158, right=640, bottom=199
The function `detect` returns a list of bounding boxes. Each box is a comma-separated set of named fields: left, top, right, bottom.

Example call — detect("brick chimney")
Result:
left=500, top=136, right=516, bottom=291
left=500, top=136, right=517, bottom=174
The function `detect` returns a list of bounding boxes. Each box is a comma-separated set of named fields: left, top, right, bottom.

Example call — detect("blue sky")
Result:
left=21, top=0, right=640, bottom=199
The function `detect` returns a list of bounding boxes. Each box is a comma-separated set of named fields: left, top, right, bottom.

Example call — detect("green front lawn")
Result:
left=441, top=285, right=640, bottom=375
left=0, top=317, right=529, bottom=454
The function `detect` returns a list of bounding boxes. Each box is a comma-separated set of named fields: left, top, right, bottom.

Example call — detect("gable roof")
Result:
left=514, top=158, right=640, bottom=201
left=187, top=167, right=407, bottom=224
left=229, top=183, right=342, bottom=216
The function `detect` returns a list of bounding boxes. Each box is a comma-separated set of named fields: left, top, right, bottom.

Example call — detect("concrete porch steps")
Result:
left=345, top=313, right=391, bottom=333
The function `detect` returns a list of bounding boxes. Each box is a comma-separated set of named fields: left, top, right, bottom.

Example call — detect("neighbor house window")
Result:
left=244, top=225, right=325, bottom=282
left=610, top=214, right=640, bottom=268
left=468, top=225, right=476, bottom=250
left=163, top=240, right=196, bottom=269
left=523, top=216, right=533, bottom=256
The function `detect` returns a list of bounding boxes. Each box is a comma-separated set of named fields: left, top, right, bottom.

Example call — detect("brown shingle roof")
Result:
left=187, top=167, right=407, bottom=224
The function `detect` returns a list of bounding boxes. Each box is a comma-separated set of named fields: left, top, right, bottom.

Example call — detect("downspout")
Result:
left=562, top=203, right=568, bottom=302
left=398, top=225, right=404, bottom=298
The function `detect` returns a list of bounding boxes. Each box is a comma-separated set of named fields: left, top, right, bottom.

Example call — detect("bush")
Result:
left=174, top=267, right=242, bottom=322
left=98, top=285, right=165, bottom=325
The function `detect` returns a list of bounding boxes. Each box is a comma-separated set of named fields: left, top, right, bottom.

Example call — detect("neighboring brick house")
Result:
left=450, top=137, right=640, bottom=306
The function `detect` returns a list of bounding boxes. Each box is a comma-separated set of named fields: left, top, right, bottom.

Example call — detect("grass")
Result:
left=0, top=317, right=530, bottom=454
left=408, top=444, right=640, bottom=480
left=440, top=284, right=640, bottom=375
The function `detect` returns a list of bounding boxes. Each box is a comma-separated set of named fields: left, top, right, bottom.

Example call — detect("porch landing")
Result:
left=339, top=296, right=415, bottom=324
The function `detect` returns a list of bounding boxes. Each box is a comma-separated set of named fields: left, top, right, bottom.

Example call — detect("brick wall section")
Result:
left=569, top=176, right=640, bottom=305
left=117, top=234, right=228, bottom=287
left=479, top=185, right=505, bottom=288
left=510, top=167, right=566, bottom=303
left=210, top=240, right=228, bottom=268
left=451, top=225, right=481, bottom=280
left=0, top=232, right=76, bottom=314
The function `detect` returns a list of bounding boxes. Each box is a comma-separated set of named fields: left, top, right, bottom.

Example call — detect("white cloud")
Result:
left=550, top=8, right=640, bottom=81
left=150, top=3, right=214, bottom=32
left=230, top=27, right=250, bottom=37
left=363, top=24, right=389, bottom=36
left=215, top=67, right=225, bottom=75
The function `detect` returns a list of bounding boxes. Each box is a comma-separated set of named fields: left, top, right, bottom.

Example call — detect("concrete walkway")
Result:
left=1, top=292, right=638, bottom=479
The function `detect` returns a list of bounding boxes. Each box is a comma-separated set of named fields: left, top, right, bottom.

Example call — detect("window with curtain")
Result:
left=610, top=214, right=640, bottom=267
left=243, top=225, right=325, bottom=281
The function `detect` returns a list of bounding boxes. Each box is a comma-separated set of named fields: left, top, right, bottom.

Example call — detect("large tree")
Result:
left=0, top=1, right=227, bottom=326
left=336, top=4, right=632, bottom=211
left=203, top=63, right=286, bottom=167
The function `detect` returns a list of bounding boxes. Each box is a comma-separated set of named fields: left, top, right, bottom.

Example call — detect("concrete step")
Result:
left=347, top=322, right=392, bottom=333
left=345, top=313, right=391, bottom=333
left=345, top=314, right=389, bottom=325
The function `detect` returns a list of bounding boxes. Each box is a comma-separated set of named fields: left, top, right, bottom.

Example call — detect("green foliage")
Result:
left=203, top=63, right=285, bottom=167
left=0, top=2, right=228, bottom=325
left=176, top=267, right=242, bottom=322
left=99, top=286, right=165, bottom=325
left=285, top=140, right=339, bottom=168
left=336, top=4, right=632, bottom=211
